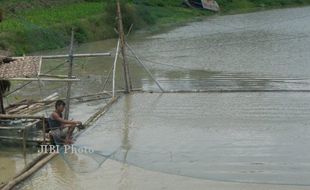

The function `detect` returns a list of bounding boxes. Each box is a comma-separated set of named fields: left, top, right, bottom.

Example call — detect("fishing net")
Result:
left=59, top=144, right=119, bottom=173
left=50, top=130, right=118, bottom=173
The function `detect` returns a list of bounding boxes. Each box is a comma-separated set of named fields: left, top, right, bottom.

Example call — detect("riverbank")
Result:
left=1, top=0, right=310, bottom=55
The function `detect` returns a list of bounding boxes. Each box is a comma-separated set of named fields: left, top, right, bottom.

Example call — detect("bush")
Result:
left=105, top=0, right=155, bottom=34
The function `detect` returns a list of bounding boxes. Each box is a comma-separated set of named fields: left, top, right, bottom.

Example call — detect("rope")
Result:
left=101, top=64, right=114, bottom=92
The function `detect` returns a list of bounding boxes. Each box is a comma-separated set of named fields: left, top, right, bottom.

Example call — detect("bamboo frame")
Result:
left=12, top=53, right=111, bottom=60
left=38, top=74, right=77, bottom=79
left=0, top=119, right=40, bottom=133
left=0, top=114, right=44, bottom=119
left=2, top=96, right=120, bottom=190
left=5, top=78, right=80, bottom=82
left=0, top=136, right=44, bottom=142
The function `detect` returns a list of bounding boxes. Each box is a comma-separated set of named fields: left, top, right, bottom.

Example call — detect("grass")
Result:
left=0, top=1, right=109, bottom=54
left=1, top=0, right=310, bottom=55
left=218, top=0, right=310, bottom=13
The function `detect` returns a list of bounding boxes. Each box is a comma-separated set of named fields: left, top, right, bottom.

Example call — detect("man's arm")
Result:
left=52, top=112, right=81, bottom=125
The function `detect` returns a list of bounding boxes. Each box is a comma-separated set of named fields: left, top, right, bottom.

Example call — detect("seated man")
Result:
left=49, top=100, right=82, bottom=144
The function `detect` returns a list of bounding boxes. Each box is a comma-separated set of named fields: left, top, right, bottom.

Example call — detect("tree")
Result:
left=0, top=80, right=10, bottom=114
left=0, top=57, right=13, bottom=114
left=0, top=9, right=11, bottom=114
left=0, top=8, right=3, bottom=22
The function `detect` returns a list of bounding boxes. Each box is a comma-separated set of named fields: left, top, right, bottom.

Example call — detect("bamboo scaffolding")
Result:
left=1, top=97, right=120, bottom=190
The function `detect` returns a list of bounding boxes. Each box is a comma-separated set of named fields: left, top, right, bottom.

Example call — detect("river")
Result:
left=2, top=6, right=310, bottom=190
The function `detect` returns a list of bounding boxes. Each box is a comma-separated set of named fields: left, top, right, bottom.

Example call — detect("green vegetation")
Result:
left=0, top=0, right=310, bottom=55
left=217, top=0, right=310, bottom=13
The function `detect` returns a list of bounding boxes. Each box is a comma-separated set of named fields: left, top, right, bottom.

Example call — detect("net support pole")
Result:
left=112, top=39, right=121, bottom=98
left=64, top=29, right=75, bottom=120
left=116, top=0, right=132, bottom=93
left=126, top=43, right=165, bottom=92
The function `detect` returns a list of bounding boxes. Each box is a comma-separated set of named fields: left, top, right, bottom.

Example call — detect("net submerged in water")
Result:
left=56, top=142, right=120, bottom=173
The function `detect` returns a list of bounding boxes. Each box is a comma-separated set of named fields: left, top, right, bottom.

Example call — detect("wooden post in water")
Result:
left=42, top=117, right=46, bottom=144
left=116, top=0, right=132, bottom=93
left=64, top=29, right=75, bottom=120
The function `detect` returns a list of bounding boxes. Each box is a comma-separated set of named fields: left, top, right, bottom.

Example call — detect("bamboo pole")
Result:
left=0, top=136, right=44, bottom=142
left=22, top=128, right=27, bottom=154
left=112, top=39, right=121, bottom=98
left=0, top=114, right=44, bottom=119
left=42, top=117, right=46, bottom=144
left=2, top=153, right=58, bottom=190
left=0, top=120, right=41, bottom=131
left=116, top=0, right=131, bottom=93
left=64, top=29, right=75, bottom=120
left=12, top=53, right=111, bottom=60
left=14, top=153, right=48, bottom=179
left=38, top=74, right=77, bottom=79
left=4, top=78, right=80, bottom=82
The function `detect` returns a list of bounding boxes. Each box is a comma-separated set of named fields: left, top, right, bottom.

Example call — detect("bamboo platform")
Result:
left=0, top=92, right=116, bottom=145
left=1, top=96, right=120, bottom=190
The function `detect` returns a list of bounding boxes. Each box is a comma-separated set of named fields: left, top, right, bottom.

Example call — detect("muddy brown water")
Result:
left=1, top=6, right=310, bottom=189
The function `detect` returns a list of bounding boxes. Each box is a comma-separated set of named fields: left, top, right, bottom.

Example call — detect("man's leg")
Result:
left=65, top=124, right=76, bottom=144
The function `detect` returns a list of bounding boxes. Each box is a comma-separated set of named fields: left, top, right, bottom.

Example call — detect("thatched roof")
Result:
left=0, top=56, right=41, bottom=80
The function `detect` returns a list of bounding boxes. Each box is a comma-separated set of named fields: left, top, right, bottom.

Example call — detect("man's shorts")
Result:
left=50, top=128, right=67, bottom=145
